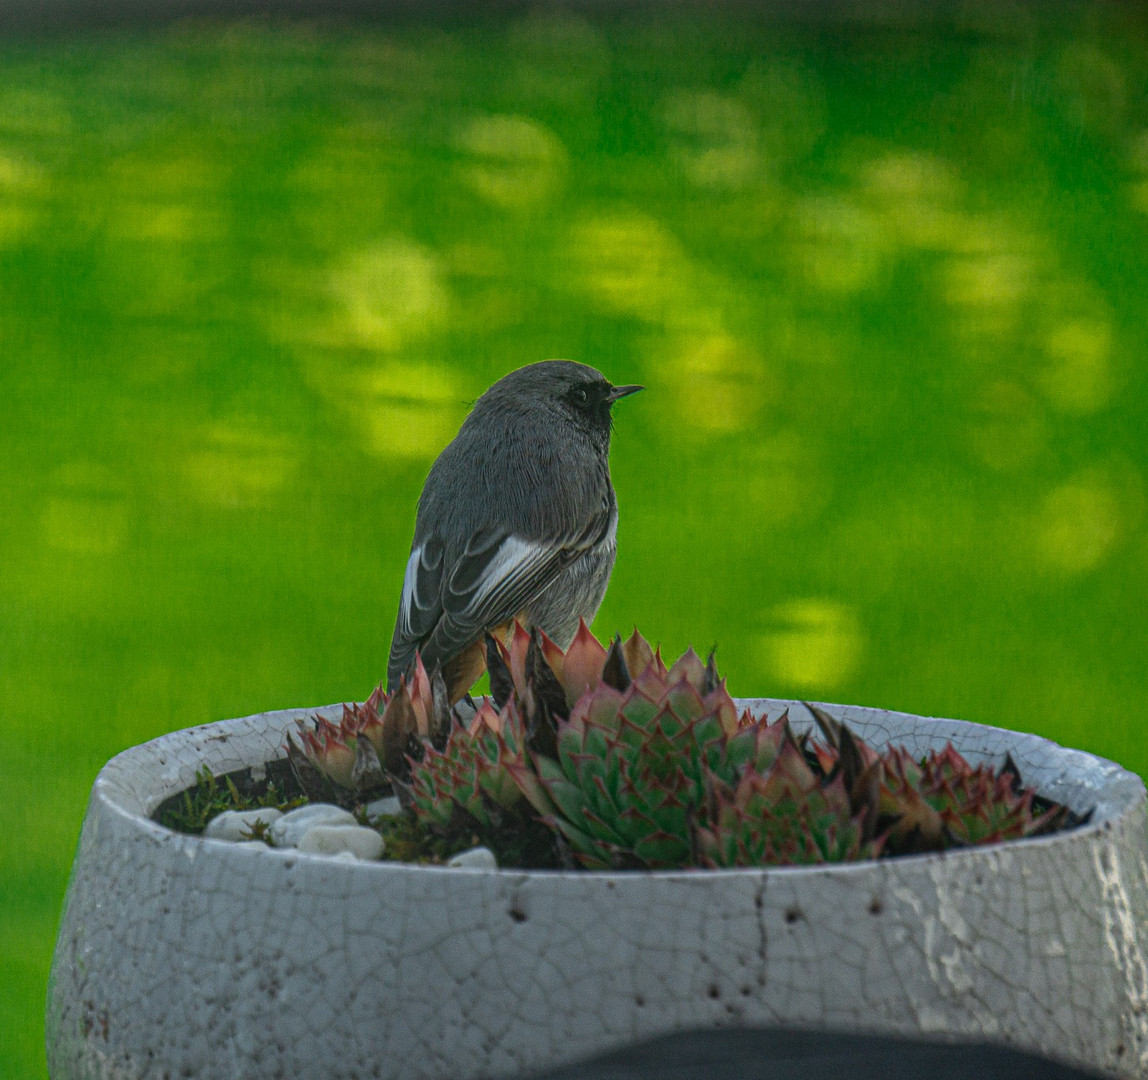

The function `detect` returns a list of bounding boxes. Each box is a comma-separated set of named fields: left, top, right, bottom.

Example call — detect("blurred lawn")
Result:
left=3, top=5, right=1148, bottom=1077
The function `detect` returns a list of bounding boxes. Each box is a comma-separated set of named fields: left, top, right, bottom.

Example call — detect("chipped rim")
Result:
left=90, top=698, right=1147, bottom=878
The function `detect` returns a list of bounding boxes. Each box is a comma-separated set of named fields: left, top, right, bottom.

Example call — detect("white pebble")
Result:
left=296, top=825, right=385, bottom=861
left=203, top=808, right=283, bottom=842
left=446, top=846, right=498, bottom=870
left=364, top=796, right=403, bottom=820
left=269, top=804, right=357, bottom=848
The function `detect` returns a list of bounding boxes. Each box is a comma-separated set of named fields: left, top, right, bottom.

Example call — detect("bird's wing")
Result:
left=387, top=506, right=611, bottom=689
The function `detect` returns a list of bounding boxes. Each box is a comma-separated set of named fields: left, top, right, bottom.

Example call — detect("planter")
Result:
left=47, top=699, right=1148, bottom=1080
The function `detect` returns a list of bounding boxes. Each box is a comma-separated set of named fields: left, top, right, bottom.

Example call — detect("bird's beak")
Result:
left=606, top=384, right=644, bottom=403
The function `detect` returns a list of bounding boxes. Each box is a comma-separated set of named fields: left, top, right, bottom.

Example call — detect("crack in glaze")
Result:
left=1095, top=837, right=1148, bottom=1072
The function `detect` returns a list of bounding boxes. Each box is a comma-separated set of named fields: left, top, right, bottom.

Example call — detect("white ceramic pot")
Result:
left=47, top=700, right=1148, bottom=1080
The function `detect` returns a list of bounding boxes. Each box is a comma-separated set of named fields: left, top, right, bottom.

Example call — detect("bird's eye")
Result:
left=571, top=387, right=590, bottom=406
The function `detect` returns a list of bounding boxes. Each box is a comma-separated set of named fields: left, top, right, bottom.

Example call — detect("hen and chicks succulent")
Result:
left=287, top=622, right=1074, bottom=869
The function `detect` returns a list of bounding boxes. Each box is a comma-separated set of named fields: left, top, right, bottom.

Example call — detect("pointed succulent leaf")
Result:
left=663, top=676, right=706, bottom=724
left=621, top=629, right=656, bottom=680
left=539, top=630, right=567, bottom=684
left=701, top=682, right=739, bottom=735
left=812, top=742, right=838, bottom=778
left=351, top=733, right=385, bottom=792
left=354, top=699, right=386, bottom=760
left=754, top=715, right=793, bottom=772
left=379, top=681, right=419, bottom=777
left=651, top=646, right=670, bottom=680
left=466, top=700, right=503, bottom=735
left=567, top=684, right=625, bottom=735
left=365, top=682, right=386, bottom=713
left=285, top=733, right=334, bottom=802
left=850, top=759, right=883, bottom=842
left=305, top=716, right=356, bottom=789
left=475, top=755, right=525, bottom=810
left=758, top=732, right=819, bottom=803
left=1000, top=752, right=1023, bottom=793
left=555, top=721, right=588, bottom=766
left=339, top=702, right=359, bottom=735
left=500, top=621, right=533, bottom=699
left=722, top=727, right=760, bottom=776
left=429, top=667, right=452, bottom=749
left=560, top=618, right=608, bottom=704
left=526, top=627, right=568, bottom=721
left=600, top=635, right=632, bottom=692
left=506, top=759, right=557, bottom=817
left=543, top=774, right=594, bottom=830
left=703, top=650, right=720, bottom=695
left=835, top=722, right=879, bottom=790
left=806, top=701, right=841, bottom=749
left=408, top=654, right=434, bottom=737
left=485, top=633, right=515, bottom=709
left=626, top=671, right=668, bottom=720
left=666, top=647, right=707, bottom=694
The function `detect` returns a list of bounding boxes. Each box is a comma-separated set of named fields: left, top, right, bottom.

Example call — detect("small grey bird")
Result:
left=387, top=360, right=642, bottom=701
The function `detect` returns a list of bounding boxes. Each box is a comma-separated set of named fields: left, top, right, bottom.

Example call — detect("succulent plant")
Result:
left=696, top=736, right=882, bottom=867
left=483, top=629, right=879, bottom=869
left=877, top=744, right=1070, bottom=853
left=283, top=619, right=1080, bottom=869
left=509, top=638, right=759, bottom=868
left=800, top=703, right=1074, bottom=856
left=401, top=622, right=692, bottom=855
left=285, top=657, right=450, bottom=805
left=409, top=700, right=528, bottom=829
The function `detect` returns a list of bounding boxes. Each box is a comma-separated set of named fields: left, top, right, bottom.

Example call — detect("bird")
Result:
left=386, top=360, right=643, bottom=702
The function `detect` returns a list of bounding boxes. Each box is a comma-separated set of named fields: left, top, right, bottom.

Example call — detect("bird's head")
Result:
left=480, top=360, right=643, bottom=447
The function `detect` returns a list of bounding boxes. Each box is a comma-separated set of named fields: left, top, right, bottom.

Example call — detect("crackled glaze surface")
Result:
left=46, top=701, right=1148, bottom=1080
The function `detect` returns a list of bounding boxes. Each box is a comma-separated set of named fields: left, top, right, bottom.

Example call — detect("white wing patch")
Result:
left=469, top=535, right=549, bottom=608
left=603, top=505, right=618, bottom=548
left=399, top=545, right=423, bottom=634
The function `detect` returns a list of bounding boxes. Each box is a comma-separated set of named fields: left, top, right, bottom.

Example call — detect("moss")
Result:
left=157, top=761, right=565, bottom=867
left=374, top=813, right=473, bottom=865
left=155, top=761, right=306, bottom=836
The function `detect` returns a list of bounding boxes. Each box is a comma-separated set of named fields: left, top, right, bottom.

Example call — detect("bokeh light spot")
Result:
left=457, top=115, right=567, bottom=209
left=945, top=251, right=1032, bottom=310
left=659, top=332, right=776, bottom=434
left=757, top=599, right=863, bottom=691
left=347, top=362, right=463, bottom=460
left=183, top=423, right=298, bottom=508
left=0, top=150, right=44, bottom=244
left=330, top=240, right=449, bottom=352
left=1035, top=470, right=1125, bottom=575
left=792, top=196, right=889, bottom=294
left=1038, top=318, right=1114, bottom=414
left=664, top=91, right=760, bottom=191
left=570, top=213, right=695, bottom=326
left=861, top=151, right=968, bottom=251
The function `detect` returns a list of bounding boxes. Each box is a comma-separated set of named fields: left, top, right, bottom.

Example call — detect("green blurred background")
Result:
left=3, top=3, right=1147, bottom=1075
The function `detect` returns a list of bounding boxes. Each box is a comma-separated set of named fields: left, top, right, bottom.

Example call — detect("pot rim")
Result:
left=94, top=697, right=1146, bottom=879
